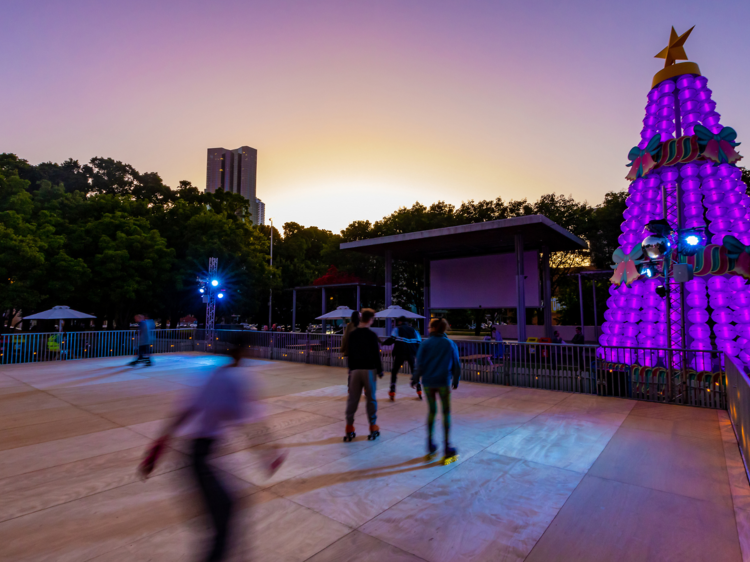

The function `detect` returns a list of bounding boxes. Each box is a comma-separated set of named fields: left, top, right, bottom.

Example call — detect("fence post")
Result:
left=306, top=331, right=310, bottom=364
left=667, top=349, right=674, bottom=403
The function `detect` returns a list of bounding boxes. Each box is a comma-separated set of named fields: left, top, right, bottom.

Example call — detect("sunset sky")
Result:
left=3, top=0, right=750, bottom=233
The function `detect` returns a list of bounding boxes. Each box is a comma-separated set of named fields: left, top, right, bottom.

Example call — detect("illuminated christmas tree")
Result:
left=603, top=27, right=749, bottom=384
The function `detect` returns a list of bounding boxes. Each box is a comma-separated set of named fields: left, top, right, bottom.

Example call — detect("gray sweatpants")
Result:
left=346, top=369, right=378, bottom=426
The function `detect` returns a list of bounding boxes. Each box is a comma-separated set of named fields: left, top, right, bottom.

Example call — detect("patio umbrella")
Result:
left=23, top=306, right=96, bottom=331
left=316, top=306, right=356, bottom=320
left=374, top=305, right=424, bottom=319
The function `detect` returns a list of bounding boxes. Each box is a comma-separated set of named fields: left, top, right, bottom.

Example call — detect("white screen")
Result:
left=430, top=252, right=540, bottom=309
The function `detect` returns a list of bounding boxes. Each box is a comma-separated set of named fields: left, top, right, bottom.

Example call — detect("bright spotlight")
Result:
left=639, top=263, right=657, bottom=279
left=217, top=292, right=224, bottom=299
left=211, top=279, right=219, bottom=287
left=679, top=230, right=705, bottom=256
left=199, top=288, right=205, bottom=294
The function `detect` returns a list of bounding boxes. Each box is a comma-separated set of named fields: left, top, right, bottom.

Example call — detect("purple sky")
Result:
left=3, top=0, right=749, bottom=232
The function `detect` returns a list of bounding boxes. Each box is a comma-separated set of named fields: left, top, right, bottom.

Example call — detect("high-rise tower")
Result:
left=206, top=146, right=262, bottom=223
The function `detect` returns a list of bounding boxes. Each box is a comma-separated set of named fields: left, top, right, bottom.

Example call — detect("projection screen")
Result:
left=429, top=252, right=540, bottom=309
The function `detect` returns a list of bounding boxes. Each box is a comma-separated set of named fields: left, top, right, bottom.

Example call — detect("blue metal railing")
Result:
left=0, top=328, right=726, bottom=409
left=0, top=329, right=195, bottom=365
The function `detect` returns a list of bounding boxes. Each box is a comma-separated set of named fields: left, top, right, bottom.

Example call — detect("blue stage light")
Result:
left=678, top=230, right=705, bottom=256
left=211, top=279, right=219, bottom=287
left=217, top=292, right=224, bottom=299
left=199, top=288, right=205, bottom=293
left=640, top=263, right=658, bottom=279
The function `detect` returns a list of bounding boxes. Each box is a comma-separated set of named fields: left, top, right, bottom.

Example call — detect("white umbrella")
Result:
left=316, top=306, right=356, bottom=320
left=23, top=306, right=96, bottom=332
left=375, top=305, right=424, bottom=319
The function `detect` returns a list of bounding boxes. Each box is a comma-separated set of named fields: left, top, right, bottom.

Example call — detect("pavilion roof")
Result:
left=340, top=215, right=586, bottom=262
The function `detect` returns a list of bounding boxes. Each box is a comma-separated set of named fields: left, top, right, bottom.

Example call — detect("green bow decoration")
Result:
left=610, top=244, right=644, bottom=286
left=626, top=134, right=662, bottom=181
left=694, top=125, right=742, bottom=164
left=723, top=235, right=750, bottom=259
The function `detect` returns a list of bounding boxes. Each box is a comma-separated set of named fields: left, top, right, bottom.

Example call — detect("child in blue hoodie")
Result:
left=411, top=318, right=461, bottom=463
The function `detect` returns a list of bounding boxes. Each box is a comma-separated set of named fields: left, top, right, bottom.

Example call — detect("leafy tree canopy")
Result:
left=1, top=152, right=626, bottom=332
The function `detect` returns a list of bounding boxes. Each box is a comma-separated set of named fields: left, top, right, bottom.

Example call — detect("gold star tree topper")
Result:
left=651, top=26, right=700, bottom=87
left=655, top=26, right=695, bottom=68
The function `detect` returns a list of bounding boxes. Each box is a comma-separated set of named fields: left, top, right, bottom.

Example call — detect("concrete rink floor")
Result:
left=0, top=352, right=748, bottom=561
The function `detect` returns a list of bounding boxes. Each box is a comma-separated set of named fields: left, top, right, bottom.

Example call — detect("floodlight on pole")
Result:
left=206, top=257, right=218, bottom=342
left=269, top=218, right=273, bottom=330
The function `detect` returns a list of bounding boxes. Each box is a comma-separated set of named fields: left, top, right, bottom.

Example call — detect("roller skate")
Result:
left=442, top=446, right=459, bottom=465
left=367, top=424, right=380, bottom=441
left=389, top=385, right=396, bottom=402
left=343, top=424, right=356, bottom=442
left=425, top=439, right=438, bottom=461
left=416, top=383, right=423, bottom=400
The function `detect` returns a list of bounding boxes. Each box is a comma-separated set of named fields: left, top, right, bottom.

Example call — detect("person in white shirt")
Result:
left=139, top=347, right=284, bottom=562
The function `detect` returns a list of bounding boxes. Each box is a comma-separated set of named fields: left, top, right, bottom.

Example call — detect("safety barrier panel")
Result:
left=206, top=331, right=726, bottom=409
left=726, top=357, right=750, bottom=483
left=0, top=329, right=195, bottom=365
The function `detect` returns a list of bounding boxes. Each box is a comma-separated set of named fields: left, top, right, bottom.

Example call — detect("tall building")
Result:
left=206, top=146, right=263, bottom=223
left=255, top=198, right=266, bottom=225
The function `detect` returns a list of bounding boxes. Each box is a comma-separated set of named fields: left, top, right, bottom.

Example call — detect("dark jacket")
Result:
left=412, top=333, right=460, bottom=388
left=572, top=333, right=585, bottom=345
left=347, top=328, right=383, bottom=373
left=139, top=319, right=155, bottom=345
left=390, top=324, right=421, bottom=358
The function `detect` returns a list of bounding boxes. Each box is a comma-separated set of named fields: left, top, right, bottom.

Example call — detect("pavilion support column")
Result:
left=578, top=274, right=584, bottom=329
left=385, top=249, right=393, bottom=335
left=423, top=257, right=431, bottom=337
left=592, top=280, right=598, bottom=343
left=515, top=234, right=527, bottom=342
left=292, top=289, right=297, bottom=333
left=542, top=246, right=553, bottom=339
left=356, top=285, right=361, bottom=313
left=321, top=288, right=326, bottom=334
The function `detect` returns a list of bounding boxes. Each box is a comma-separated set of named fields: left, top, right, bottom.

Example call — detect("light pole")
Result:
left=198, top=257, right=219, bottom=344
left=269, top=218, right=273, bottom=330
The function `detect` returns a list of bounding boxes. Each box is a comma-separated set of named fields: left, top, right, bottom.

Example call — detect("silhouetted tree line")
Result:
left=2, top=152, right=643, bottom=332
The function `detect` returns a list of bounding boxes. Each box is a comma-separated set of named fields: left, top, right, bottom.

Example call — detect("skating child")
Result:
left=411, top=318, right=461, bottom=464
left=343, top=308, right=383, bottom=441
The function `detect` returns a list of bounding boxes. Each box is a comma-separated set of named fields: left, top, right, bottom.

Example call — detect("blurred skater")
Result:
left=411, top=318, right=460, bottom=464
left=343, top=308, right=383, bottom=442
left=388, top=316, right=422, bottom=401
left=485, top=324, right=504, bottom=362
left=138, top=347, right=285, bottom=561
left=129, top=314, right=155, bottom=367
